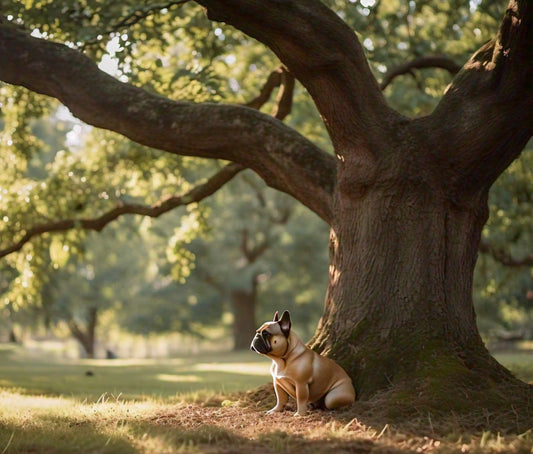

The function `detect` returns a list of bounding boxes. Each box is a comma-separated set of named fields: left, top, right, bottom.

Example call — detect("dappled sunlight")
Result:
left=0, top=349, right=272, bottom=405
left=0, top=390, right=74, bottom=413
left=193, top=362, right=270, bottom=377
left=82, top=357, right=187, bottom=367
left=0, top=389, right=173, bottom=453
left=0, top=389, right=162, bottom=418
left=1, top=357, right=532, bottom=453
left=156, top=373, right=202, bottom=383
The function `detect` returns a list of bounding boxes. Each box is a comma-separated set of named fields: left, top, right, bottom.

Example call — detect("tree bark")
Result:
left=304, top=2, right=533, bottom=421
left=309, top=165, right=523, bottom=408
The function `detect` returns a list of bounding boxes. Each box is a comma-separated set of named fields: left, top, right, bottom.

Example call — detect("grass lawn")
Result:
left=0, top=344, right=271, bottom=401
left=0, top=344, right=532, bottom=453
left=493, top=351, right=533, bottom=383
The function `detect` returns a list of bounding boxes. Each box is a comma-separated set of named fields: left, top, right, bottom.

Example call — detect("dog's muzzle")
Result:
left=250, top=331, right=271, bottom=354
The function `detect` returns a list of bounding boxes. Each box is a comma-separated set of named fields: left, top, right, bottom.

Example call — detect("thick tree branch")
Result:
left=380, top=55, right=461, bottom=90
left=0, top=22, right=335, bottom=223
left=422, top=0, right=533, bottom=196
left=0, top=163, right=244, bottom=259
left=479, top=238, right=533, bottom=267
left=196, top=0, right=399, bottom=152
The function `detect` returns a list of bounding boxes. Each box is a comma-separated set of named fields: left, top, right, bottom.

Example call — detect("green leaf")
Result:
left=49, top=237, right=70, bottom=267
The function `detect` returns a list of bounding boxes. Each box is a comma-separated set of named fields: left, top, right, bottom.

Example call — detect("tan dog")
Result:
left=250, top=310, right=355, bottom=416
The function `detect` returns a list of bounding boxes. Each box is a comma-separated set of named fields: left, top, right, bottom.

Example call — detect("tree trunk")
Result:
left=8, top=328, right=18, bottom=343
left=231, top=289, right=257, bottom=351
left=310, top=162, right=532, bottom=423
left=68, top=307, right=98, bottom=359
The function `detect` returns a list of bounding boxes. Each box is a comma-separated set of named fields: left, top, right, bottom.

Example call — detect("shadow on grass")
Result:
left=127, top=420, right=381, bottom=454
left=2, top=399, right=533, bottom=454
left=0, top=419, right=135, bottom=454
left=0, top=413, right=381, bottom=454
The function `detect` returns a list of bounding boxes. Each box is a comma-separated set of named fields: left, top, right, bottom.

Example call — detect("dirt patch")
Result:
left=137, top=389, right=533, bottom=454
left=145, top=404, right=385, bottom=453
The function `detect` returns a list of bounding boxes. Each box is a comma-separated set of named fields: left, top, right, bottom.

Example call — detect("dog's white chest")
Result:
left=271, top=360, right=289, bottom=380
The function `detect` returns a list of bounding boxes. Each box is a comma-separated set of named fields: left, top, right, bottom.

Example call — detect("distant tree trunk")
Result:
left=8, top=328, right=18, bottom=343
left=231, top=288, right=257, bottom=351
left=68, top=306, right=98, bottom=358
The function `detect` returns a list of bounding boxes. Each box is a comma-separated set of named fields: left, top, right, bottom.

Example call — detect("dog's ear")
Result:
left=279, top=311, right=291, bottom=337
left=273, top=311, right=280, bottom=322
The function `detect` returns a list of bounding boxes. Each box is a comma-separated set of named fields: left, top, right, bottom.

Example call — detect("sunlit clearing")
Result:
left=193, top=362, right=270, bottom=376
left=83, top=357, right=186, bottom=367
left=156, top=374, right=202, bottom=383
left=0, top=391, right=73, bottom=411
left=0, top=390, right=162, bottom=421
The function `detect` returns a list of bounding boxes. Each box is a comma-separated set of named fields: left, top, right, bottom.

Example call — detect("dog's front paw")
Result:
left=293, top=410, right=307, bottom=417
left=266, top=407, right=283, bottom=414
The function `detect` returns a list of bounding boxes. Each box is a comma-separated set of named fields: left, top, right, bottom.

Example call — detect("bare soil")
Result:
left=140, top=387, right=533, bottom=453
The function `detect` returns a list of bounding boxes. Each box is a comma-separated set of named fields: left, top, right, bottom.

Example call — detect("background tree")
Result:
left=0, top=0, right=532, bottom=426
left=171, top=172, right=329, bottom=349
left=475, top=151, right=533, bottom=340
left=42, top=221, right=152, bottom=358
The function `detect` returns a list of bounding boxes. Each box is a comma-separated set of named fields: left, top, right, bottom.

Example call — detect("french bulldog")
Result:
left=250, top=310, right=355, bottom=416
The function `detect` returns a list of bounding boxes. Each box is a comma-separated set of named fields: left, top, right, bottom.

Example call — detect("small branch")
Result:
left=0, top=163, right=244, bottom=259
left=244, top=66, right=295, bottom=121
left=268, top=205, right=292, bottom=225
left=245, top=68, right=283, bottom=110
left=240, top=229, right=269, bottom=263
left=479, top=238, right=533, bottom=267
left=272, top=68, right=295, bottom=120
left=379, top=55, right=461, bottom=90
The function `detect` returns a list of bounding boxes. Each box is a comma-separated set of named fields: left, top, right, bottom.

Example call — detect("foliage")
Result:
left=0, top=0, right=530, bottom=344
left=174, top=171, right=329, bottom=338
left=475, top=147, right=533, bottom=338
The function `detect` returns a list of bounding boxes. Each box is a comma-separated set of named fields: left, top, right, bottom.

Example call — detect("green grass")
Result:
left=494, top=351, right=533, bottom=383
left=0, top=344, right=270, bottom=401
left=0, top=344, right=273, bottom=453
left=1, top=344, right=533, bottom=453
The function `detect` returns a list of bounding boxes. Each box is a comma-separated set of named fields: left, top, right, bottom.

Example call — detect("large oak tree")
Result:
left=0, top=0, right=532, bottom=424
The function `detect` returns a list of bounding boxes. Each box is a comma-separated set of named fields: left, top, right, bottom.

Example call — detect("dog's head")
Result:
left=250, top=310, right=292, bottom=357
